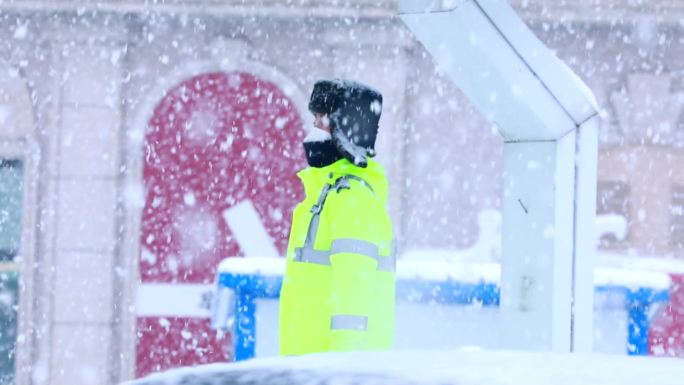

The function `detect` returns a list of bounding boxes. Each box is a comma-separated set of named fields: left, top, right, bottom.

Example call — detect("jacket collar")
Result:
left=297, top=159, right=388, bottom=204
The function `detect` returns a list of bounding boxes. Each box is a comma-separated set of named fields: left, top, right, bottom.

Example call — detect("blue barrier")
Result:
left=216, top=273, right=281, bottom=361
left=216, top=273, right=669, bottom=361
left=593, top=286, right=669, bottom=355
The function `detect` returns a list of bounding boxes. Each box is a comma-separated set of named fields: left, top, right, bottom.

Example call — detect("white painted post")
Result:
left=223, top=200, right=280, bottom=258
left=500, top=134, right=577, bottom=351
left=399, top=0, right=599, bottom=352
left=572, top=116, right=599, bottom=352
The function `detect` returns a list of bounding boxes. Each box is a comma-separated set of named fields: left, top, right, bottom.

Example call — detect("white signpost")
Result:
left=223, top=200, right=280, bottom=259
left=399, top=0, right=599, bottom=352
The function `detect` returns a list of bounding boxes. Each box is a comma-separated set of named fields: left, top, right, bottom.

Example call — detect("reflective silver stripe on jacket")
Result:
left=331, top=238, right=395, bottom=272
left=331, top=314, right=368, bottom=331
left=295, top=238, right=396, bottom=272
left=293, top=175, right=396, bottom=272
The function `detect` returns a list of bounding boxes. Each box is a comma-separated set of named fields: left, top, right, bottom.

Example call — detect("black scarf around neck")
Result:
left=303, top=140, right=343, bottom=168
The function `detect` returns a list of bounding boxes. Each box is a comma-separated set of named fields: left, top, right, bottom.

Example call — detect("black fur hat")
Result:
left=308, top=79, right=383, bottom=167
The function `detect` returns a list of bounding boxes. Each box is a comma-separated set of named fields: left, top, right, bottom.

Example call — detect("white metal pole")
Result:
left=500, top=133, right=576, bottom=351
left=570, top=115, right=599, bottom=352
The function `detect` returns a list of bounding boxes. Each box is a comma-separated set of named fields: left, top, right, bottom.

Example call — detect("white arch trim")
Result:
left=130, top=58, right=310, bottom=150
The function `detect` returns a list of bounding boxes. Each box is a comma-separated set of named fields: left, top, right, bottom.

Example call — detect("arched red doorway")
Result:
left=135, top=72, right=306, bottom=377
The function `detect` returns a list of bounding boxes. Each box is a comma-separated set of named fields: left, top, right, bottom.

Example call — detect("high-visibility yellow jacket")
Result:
left=279, top=158, right=395, bottom=355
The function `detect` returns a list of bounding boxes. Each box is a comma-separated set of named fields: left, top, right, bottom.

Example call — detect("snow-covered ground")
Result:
left=126, top=349, right=684, bottom=385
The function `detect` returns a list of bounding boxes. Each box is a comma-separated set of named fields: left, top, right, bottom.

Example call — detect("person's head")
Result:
left=305, top=79, right=383, bottom=168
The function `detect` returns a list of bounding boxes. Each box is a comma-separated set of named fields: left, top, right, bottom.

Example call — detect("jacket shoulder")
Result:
left=325, top=182, right=389, bottom=238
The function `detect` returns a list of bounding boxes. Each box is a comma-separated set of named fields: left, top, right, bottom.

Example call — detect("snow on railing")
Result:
left=214, top=254, right=671, bottom=360
left=218, top=256, right=672, bottom=291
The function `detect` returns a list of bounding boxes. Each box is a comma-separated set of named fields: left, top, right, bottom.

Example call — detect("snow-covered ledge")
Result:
left=217, top=257, right=671, bottom=293
left=399, top=0, right=600, bottom=353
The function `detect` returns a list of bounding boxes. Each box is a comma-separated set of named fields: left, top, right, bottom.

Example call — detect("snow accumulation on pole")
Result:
left=399, top=0, right=599, bottom=353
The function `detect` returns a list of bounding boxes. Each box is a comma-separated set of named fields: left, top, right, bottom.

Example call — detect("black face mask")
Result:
left=303, top=140, right=343, bottom=168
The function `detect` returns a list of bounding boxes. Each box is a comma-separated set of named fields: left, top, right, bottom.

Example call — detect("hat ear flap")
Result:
left=331, top=125, right=368, bottom=168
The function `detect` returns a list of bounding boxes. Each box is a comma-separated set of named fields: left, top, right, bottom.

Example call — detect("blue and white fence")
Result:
left=212, top=257, right=670, bottom=361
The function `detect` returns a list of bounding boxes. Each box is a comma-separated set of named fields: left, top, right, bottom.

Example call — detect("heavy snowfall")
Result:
left=0, top=1, right=683, bottom=385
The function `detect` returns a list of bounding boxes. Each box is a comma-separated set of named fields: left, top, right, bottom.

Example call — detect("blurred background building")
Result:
left=0, top=0, right=683, bottom=384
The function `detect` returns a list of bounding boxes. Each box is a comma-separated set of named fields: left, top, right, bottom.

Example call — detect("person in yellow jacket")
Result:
left=279, top=80, right=396, bottom=355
